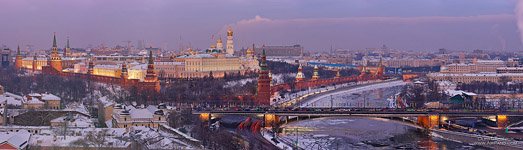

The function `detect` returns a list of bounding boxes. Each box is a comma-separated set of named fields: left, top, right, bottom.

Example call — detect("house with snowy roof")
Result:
left=0, top=130, right=31, bottom=150
left=50, top=114, right=94, bottom=128
left=21, top=93, right=61, bottom=110
left=111, top=103, right=168, bottom=129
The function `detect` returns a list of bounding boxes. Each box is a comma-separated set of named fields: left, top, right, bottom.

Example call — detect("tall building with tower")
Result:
left=15, top=45, right=22, bottom=69
left=256, top=49, right=271, bottom=105
left=226, top=26, right=234, bottom=55
left=49, top=33, right=63, bottom=72
left=1, top=47, right=10, bottom=68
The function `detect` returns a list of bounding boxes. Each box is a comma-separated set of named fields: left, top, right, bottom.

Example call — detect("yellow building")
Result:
left=93, top=64, right=122, bottom=77
left=175, top=53, right=248, bottom=78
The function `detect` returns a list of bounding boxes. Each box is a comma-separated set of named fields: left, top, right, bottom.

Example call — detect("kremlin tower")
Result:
left=256, top=49, right=271, bottom=105
left=49, top=33, right=63, bottom=72
left=144, top=50, right=158, bottom=82
left=32, top=54, right=37, bottom=73
left=226, top=26, right=234, bottom=55
left=311, top=65, right=320, bottom=80
left=121, top=63, right=129, bottom=80
left=295, top=64, right=305, bottom=82
left=64, top=37, right=71, bottom=57
left=141, top=50, right=161, bottom=92
left=87, top=58, right=94, bottom=75
left=15, top=45, right=22, bottom=70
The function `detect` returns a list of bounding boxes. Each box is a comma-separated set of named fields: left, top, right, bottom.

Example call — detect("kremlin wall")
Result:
left=12, top=29, right=384, bottom=105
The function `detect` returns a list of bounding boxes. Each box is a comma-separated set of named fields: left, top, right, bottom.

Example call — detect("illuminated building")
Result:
left=226, top=26, right=234, bottom=55
left=295, top=64, right=305, bottom=82
left=440, top=59, right=506, bottom=74
left=311, top=65, right=320, bottom=80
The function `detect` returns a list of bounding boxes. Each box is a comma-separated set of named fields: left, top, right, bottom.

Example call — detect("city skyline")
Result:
left=1, top=0, right=522, bottom=51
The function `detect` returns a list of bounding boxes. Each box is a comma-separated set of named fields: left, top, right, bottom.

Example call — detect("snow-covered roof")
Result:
left=177, top=54, right=214, bottom=58
left=146, top=105, right=158, bottom=113
left=0, top=95, right=22, bottom=106
left=98, top=96, right=114, bottom=107
left=28, top=93, right=41, bottom=97
left=41, top=93, right=61, bottom=101
left=129, top=108, right=154, bottom=119
left=130, top=64, right=147, bottom=70
left=50, top=114, right=94, bottom=128
left=94, top=64, right=120, bottom=69
left=25, top=98, right=44, bottom=104
left=497, top=67, right=523, bottom=70
left=63, top=102, right=90, bottom=116
left=4, top=92, right=23, bottom=100
left=445, top=90, right=477, bottom=96
left=0, top=130, right=31, bottom=149
left=155, top=62, right=184, bottom=65
left=429, top=72, right=523, bottom=77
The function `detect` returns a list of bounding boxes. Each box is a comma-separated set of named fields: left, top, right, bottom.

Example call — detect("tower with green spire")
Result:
left=256, top=49, right=271, bottom=105
left=50, top=32, right=63, bottom=72
left=144, top=50, right=157, bottom=82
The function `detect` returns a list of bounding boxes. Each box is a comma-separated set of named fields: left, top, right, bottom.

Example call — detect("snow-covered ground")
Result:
left=300, top=80, right=406, bottom=107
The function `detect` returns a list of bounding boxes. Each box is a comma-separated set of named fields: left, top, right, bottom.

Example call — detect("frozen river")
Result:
left=279, top=117, right=486, bottom=150
left=281, top=81, right=487, bottom=149
left=300, top=80, right=406, bottom=108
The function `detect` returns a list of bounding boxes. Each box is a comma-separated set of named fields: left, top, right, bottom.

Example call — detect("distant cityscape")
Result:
left=2, top=1, right=523, bottom=150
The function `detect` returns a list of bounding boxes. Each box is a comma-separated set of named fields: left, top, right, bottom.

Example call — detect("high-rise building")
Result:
left=226, top=26, right=234, bottom=55
left=0, top=48, right=10, bottom=68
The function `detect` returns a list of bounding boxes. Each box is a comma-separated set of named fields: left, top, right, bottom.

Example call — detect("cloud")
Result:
left=235, top=14, right=515, bottom=26
left=236, top=15, right=272, bottom=25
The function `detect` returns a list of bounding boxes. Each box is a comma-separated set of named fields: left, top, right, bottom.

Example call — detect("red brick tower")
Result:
left=375, top=57, right=384, bottom=79
left=142, top=50, right=160, bottom=92
left=256, top=49, right=271, bottom=105
left=15, top=45, right=22, bottom=70
left=49, top=33, right=62, bottom=72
